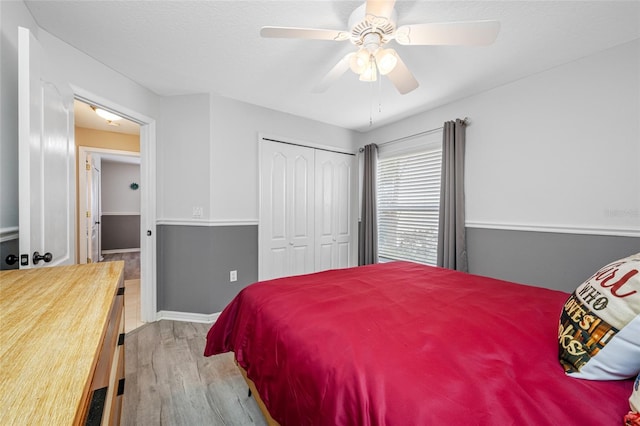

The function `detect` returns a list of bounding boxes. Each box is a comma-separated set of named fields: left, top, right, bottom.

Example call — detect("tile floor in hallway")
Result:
left=124, top=278, right=143, bottom=333
left=102, top=252, right=144, bottom=333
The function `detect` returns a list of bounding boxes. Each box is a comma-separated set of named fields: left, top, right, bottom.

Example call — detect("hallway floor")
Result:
left=102, top=251, right=144, bottom=333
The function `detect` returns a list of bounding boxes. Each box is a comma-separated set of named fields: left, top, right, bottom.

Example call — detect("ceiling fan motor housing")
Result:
left=348, top=3, right=397, bottom=48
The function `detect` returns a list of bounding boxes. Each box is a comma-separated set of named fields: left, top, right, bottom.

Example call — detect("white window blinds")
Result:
left=377, top=138, right=442, bottom=265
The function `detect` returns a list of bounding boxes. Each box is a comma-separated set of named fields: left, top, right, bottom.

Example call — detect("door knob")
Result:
left=32, top=251, right=53, bottom=265
left=5, top=254, right=18, bottom=265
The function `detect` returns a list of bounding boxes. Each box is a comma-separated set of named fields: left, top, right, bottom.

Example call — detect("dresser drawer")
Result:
left=84, top=280, right=125, bottom=425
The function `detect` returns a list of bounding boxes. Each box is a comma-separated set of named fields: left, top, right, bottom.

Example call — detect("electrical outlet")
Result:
left=230, top=270, right=237, bottom=282
left=192, top=206, right=203, bottom=218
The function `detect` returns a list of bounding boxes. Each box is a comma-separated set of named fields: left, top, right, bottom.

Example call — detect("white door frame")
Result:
left=73, top=86, right=157, bottom=323
left=78, top=147, right=139, bottom=262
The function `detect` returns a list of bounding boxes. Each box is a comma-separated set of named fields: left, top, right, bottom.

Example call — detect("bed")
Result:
left=204, top=261, right=634, bottom=425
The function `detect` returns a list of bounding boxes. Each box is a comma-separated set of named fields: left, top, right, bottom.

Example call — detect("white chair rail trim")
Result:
left=156, top=218, right=258, bottom=226
left=465, top=221, right=640, bottom=238
left=0, top=226, right=19, bottom=243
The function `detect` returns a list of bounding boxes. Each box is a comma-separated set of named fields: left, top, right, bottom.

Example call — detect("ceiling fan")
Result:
left=260, top=0, right=500, bottom=95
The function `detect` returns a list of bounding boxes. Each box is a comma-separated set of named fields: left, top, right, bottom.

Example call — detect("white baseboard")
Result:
left=156, top=310, right=221, bottom=324
left=102, top=248, right=141, bottom=254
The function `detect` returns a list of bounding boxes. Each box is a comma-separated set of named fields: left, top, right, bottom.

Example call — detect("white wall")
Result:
left=101, top=162, right=141, bottom=214
left=359, top=39, right=640, bottom=237
left=209, top=95, right=356, bottom=222
left=156, top=94, right=211, bottom=221
left=0, top=1, right=38, bottom=232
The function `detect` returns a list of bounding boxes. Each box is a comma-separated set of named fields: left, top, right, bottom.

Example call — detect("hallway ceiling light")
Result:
left=92, top=106, right=123, bottom=122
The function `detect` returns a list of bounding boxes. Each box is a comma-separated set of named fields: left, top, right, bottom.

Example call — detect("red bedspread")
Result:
left=204, top=261, right=633, bottom=425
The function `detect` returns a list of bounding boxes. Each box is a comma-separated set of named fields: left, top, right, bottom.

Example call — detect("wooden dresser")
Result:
left=0, top=262, right=125, bottom=425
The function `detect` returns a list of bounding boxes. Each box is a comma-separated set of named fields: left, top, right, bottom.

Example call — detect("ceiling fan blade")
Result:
left=386, top=54, right=419, bottom=95
left=365, top=0, right=397, bottom=22
left=313, top=53, right=354, bottom=93
left=260, top=26, right=350, bottom=41
left=395, top=20, right=500, bottom=46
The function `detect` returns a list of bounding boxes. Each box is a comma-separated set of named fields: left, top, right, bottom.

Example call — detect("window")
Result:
left=377, top=134, right=442, bottom=265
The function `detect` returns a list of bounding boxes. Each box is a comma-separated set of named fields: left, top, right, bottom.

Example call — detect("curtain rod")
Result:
left=359, top=117, right=469, bottom=152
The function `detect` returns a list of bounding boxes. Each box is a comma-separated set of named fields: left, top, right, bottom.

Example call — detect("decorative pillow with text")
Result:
left=558, top=253, right=640, bottom=380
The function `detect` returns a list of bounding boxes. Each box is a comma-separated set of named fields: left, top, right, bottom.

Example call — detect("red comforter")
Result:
left=204, top=261, right=633, bottom=425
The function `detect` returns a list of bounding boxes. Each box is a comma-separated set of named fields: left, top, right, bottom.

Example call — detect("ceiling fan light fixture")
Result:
left=375, top=48, right=398, bottom=75
left=359, top=58, right=377, bottom=82
left=92, top=106, right=122, bottom=122
left=349, top=49, right=370, bottom=74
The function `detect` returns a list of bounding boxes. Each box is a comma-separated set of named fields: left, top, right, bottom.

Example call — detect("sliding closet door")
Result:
left=315, top=150, right=357, bottom=271
left=259, top=141, right=315, bottom=280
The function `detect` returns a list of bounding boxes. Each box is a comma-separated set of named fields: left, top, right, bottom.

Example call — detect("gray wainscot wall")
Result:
left=467, top=227, right=640, bottom=293
left=102, top=215, right=141, bottom=250
left=157, top=224, right=258, bottom=314
left=0, top=238, right=19, bottom=270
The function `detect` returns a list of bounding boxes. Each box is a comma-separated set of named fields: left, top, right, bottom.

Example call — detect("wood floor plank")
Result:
left=122, top=320, right=266, bottom=426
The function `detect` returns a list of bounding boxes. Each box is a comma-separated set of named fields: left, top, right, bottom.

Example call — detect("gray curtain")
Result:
left=359, top=143, right=378, bottom=265
left=437, top=119, right=468, bottom=272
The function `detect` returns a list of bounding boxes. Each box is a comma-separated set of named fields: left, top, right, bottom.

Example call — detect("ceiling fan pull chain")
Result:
left=378, top=69, right=383, bottom=113
left=369, top=79, right=374, bottom=127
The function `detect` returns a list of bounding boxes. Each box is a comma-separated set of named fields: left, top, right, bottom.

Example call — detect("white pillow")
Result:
left=558, top=253, right=640, bottom=380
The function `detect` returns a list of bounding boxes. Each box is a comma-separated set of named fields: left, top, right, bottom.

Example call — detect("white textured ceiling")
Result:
left=25, top=1, right=640, bottom=132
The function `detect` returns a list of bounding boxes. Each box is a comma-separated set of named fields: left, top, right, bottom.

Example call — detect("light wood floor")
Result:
left=122, top=320, right=267, bottom=426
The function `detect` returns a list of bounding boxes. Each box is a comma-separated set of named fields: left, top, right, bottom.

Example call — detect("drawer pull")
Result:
left=85, top=387, right=107, bottom=426
left=117, top=378, right=125, bottom=396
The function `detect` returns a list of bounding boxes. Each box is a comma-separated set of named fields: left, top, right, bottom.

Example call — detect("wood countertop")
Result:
left=0, top=262, right=124, bottom=425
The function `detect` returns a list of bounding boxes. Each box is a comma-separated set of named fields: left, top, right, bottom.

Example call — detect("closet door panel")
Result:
left=318, top=243, right=333, bottom=271
left=337, top=242, right=350, bottom=269
left=334, top=156, right=354, bottom=268
left=315, top=155, right=335, bottom=270
left=335, top=160, right=351, bottom=237
left=291, top=154, right=313, bottom=240
left=260, top=140, right=314, bottom=280
left=318, top=160, right=334, bottom=238
left=290, top=150, right=315, bottom=275
left=270, top=153, right=287, bottom=241
left=291, top=245, right=311, bottom=276
left=260, top=145, right=290, bottom=280
left=267, top=247, right=287, bottom=280
left=314, top=150, right=356, bottom=271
